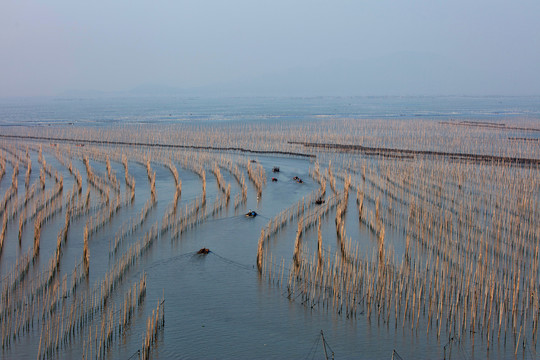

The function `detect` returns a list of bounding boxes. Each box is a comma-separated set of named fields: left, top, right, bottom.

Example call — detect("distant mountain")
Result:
left=127, top=84, right=190, bottom=95
left=56, top=89, right=113, bottom=98
left=216, top=52, right=483, bottom=97
left=57, top=52, right=533, bottom=98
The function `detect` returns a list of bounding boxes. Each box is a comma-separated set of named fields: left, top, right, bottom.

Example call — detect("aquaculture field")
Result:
left=0, top=109, right=539, bottom=359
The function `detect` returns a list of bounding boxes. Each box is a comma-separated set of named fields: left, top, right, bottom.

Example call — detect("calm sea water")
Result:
left=0, top=96, right=538, bottom=359
left=1, top=95, right=539, bottom=126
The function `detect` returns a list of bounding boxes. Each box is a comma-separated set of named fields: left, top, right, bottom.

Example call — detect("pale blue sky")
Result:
left=1, top=0, right=539, bottom=97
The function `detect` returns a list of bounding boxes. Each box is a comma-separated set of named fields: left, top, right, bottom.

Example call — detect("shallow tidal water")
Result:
left=1, top=96, right=538, bottom=359
left=0, top=151, right=522, bottom=359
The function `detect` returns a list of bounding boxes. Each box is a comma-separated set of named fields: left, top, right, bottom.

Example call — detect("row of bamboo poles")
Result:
left=245, top=160, right=266, bottom=199
left=260, top=156, right=540, bottom=357
left=0, top=143, right=139, bottom=357
left=1, top=140, right=261, bottom=358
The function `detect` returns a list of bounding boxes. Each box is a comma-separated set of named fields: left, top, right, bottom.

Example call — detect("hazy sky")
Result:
left=1, top=0, right=539, bottom=97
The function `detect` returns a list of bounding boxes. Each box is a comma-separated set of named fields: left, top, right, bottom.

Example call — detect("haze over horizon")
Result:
left=1, top=0, right=540, bottom=98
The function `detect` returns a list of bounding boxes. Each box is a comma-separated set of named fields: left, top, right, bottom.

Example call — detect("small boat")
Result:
left=296, top=178, right=303, bottom=183
left=292, top=176, right=299, bottom=181
left=272, top=167, right=280, bottom=172
left=197, top=248, right=210, bottom=254
left=245, top=210, right=258, bottom=217
left=271, top=177, right=278, bottom=182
